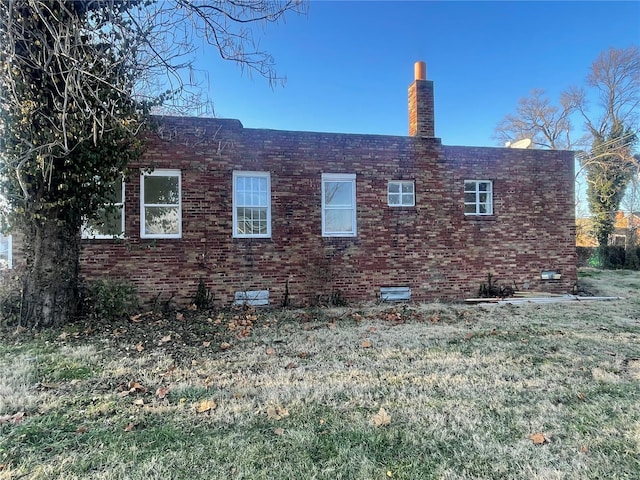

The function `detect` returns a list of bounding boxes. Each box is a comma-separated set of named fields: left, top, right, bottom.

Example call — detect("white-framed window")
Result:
left=464, top=180, right=493, bottom=215
left=322, top=173, right=357, bottom=237
left=388, top=180, right=415, bottom=207
left=0, top=234, right=12, bottom=269
left=233, top=171, right=271, bottom=238
left=82, top=179, right=125, bottom=239
left=141, top=169, right=181, bottom=238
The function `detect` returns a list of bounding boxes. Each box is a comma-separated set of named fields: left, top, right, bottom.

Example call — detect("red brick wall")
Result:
left=79, top=116, right=576, bottom=306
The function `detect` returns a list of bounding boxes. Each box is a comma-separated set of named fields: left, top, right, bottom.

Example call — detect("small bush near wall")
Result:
left=81, top=278, right=138, bottom=322
left=576, top=247, right=595, bottom=267
left=193, top=278, right=213, bottom=310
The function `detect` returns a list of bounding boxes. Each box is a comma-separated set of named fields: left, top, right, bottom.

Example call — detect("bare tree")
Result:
left=0, top=0, right=305, bottom=327
left=494, top=89, right=581, bottom=150
left=494, top=46, right=640, bottom=256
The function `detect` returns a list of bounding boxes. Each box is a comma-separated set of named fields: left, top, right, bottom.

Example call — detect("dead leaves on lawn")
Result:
left=266, top=404, right=289, bottom=420
left=372, top=407, right=391, bottom=427
left=529, top=432, right=549, bottom=445
left=153, top=386, right=168, bottom=399
left=0, top=411, right=25, bottom=426
left=196, top=399, right=217, bottom=414
left=117, top=381, right=148, bottom=397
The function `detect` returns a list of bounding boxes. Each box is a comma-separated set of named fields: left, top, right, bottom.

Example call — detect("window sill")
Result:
left=81, top=235, right=126, bottom=241
left=388, top=206, right=418, bottom=212
left=463, top=215, right=496, bottom=222
left=232, top=237, right=273, bottom=243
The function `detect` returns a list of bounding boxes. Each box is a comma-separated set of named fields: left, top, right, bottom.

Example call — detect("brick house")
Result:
left=576, top=212, right=640, bottom=248
left=79, top=62, right=576, bottom=306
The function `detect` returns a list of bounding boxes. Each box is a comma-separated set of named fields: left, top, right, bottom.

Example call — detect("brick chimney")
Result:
left=408, top=61, right=435, bottom=137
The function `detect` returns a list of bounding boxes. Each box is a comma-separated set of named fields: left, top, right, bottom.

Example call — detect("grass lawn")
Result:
left=1, top=269, right=639, bottom=479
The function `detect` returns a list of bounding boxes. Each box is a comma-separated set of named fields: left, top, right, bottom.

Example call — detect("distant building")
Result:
left=576, top=212, right=640, bottom=248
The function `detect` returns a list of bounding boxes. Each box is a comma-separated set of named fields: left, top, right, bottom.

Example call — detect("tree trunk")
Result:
left=20, top=216, right=81, bottom=328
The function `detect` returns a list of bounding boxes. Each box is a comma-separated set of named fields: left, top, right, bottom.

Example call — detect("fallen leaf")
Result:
left=196, top=399, right=217, bottom=413
left=156, top=387, right=169, bottom=399
left=187, top=303, right=197, bottom=311
left=176, top=312, right=184, bottom=321
left=372, top=407, right=391, bottom=427
left=9, top=412, right=24, bottom=425
left=76, top=426, right=88, bottom=434
left=220, top=342, right=231, bottom=350
left=285, top=362, right=297, bottom=369
left=135, top=342, right=144, bottom=352
left=202, top=341, right=211, bottom=347
left=266, top=347, right=275, bottom=355
left=133, top=398, right=144, bottom=407
left=368, top=326, right=377, bottom=333
left=387, top=471, right=393, bottom=478
left=273, top=427, right=285, bottom=436
left=159, top=335, right=171, bottom=344
left=124, top=422, right=136, bottom=432
left=266, top=405, right=289, bottom=420
left=361, top=340, right=372, bottom=348
left=128, top=381, right=147, bottom=393
left=529, top=432, right=548, bottom=445
left=580, top=445, right=588, bottom=453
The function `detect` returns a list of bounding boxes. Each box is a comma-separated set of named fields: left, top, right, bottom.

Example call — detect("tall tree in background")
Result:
left=0, top=0, right=304, bottom=328
left=576, top=47, right=639, bottom=251
left=495, top=46, right=639, bottom=256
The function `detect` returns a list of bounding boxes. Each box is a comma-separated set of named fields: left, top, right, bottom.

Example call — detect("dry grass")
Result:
left=0, top=269, right=639, bottom=479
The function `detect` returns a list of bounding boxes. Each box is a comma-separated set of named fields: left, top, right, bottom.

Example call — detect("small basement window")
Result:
left=380, top=286, right=411, bottom=302
left=234, top=290, right=269, bottom=306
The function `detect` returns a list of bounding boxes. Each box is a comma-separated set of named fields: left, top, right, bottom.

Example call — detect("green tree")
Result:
left=495, top=46, right=639, bottom=258
left=0, top=0, right=303, bottom=327
left=584, top=124, right=637, bottom=250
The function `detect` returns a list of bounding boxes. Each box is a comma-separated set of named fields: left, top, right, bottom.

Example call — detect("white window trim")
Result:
left=82, top=180, right=126, bottom=239
left=232, top=171, right=272, bottom=238
left=140, top=169, right=182, bottom=239
left=322, top=173, right=357, bottom=237
left=464, top=179, right=493, bottom=216
left=387, top=180, right=415, bottom=207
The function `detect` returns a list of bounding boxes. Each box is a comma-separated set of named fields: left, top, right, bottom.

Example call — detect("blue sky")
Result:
left=199, top=1, right=640, bottom=147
